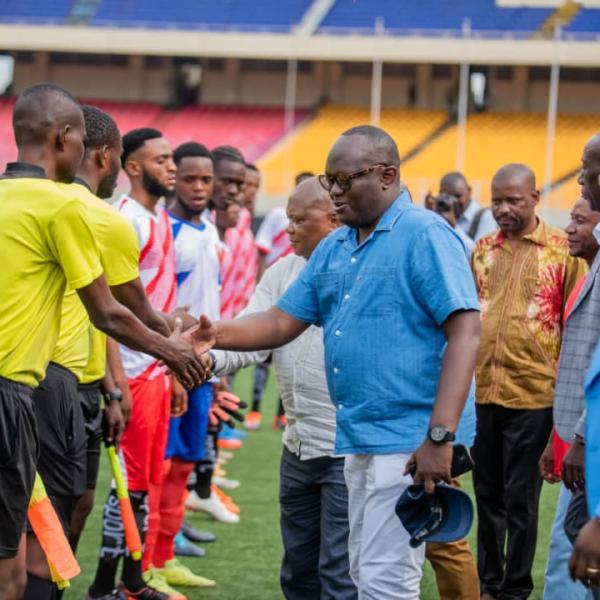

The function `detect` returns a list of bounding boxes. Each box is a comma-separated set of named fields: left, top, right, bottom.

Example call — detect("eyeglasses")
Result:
left=318, top=164, right=389, bottom=192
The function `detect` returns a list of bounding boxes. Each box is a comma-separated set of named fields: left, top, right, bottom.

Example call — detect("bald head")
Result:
left=290, top=176, right=334, bottom=213
left=12, top=83, right=85, bottom=183
left=13, top=83, right=81, bottom=147
left=579, top=132, right=600, bottom=210
left=341, top=125, right=400, bottom=166
left=287, top=176, right=339, bottom=259
left=325, top=126, right=401, bottom=234
left=491, top=163, right=539, bottom=237
left=492, top=163, right=536, bottom=190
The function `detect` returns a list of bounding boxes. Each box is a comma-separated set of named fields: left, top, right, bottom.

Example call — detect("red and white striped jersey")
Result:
left=225, top=207, right=258, bottom=316
left=117, top=196, right=176, bottom=380
left=256, top=206, right=292, bottom=268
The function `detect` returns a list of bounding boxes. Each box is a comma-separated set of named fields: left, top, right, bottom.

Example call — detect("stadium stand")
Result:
left=0, top=0, right=72, bottom=24
left=258, top=105, right=449, bottom=197
left=0, top=98, right=15, bottom=169
left=401, top=112, right=600, bottom=210
left=88, top=100, right=164, bottom=134
left=257, top=105, right=600, bottom=211
left=91, top=0, right=312, bottom=30
left=565, top=7, right=600, bottom=33
left=158, top=105, right=308, bottom=161
left=0, top=98, right=307, bottom=172
left=318, top=0, right=553, bottom=35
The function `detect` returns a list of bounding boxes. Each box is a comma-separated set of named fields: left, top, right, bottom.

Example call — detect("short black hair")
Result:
left=341, top=125, right=400, bottom=165
left=173, top=141, right=212, bottom=166
left=246, top=163, right=259, bottom=172
left=121, top=127, right=163, bottom=166
left=13, top=83, right=80, bottom=147
left=212, top=145, right=245, bottom=169
left=82, top=105, right=120, bottom=152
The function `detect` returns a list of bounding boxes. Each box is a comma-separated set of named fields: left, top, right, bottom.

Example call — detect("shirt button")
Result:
left=333, top=367, right=339, bottom=374
left=338, top=404, right=343, bottom=410
left=350, top=257, right=357, bottom=263
left=344, top=293, right=350, bottom=300
left=335, top=330, right=341, bottom=336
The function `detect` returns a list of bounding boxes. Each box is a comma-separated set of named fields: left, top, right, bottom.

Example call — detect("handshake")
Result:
left=161, top=311, right=246, bottom=428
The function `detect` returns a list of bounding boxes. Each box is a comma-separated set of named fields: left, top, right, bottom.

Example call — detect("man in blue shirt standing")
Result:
left=197, top=125, right=481, bottom=598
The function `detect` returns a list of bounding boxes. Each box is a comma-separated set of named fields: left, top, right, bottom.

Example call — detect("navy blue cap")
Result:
left=395, top=484, right=473, bottom=548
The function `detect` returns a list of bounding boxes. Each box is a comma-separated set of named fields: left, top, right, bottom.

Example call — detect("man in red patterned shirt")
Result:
left=471, top=164, right=586, bottom=600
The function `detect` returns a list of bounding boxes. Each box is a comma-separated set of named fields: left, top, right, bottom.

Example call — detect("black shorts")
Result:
left=0, top=376, right=38, bottom=558
left=32, top=363, right=87, bottom=528
left=77, top=380, right=103, bottom=490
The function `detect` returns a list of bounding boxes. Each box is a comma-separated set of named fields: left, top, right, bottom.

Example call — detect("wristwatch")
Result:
left=428, top=425, right=456, bottom=445
left=104, top=389, right=123, bottom=403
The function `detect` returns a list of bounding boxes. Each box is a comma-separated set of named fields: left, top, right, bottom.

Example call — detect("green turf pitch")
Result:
left=65, top=367, right=560, bottom=599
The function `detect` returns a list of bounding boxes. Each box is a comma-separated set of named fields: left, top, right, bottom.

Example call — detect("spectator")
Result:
left=471, top=163, right=586, bottom=600
left=440, top=171, right=496, bottom=241
left=540, top=195, right=598, bottom=600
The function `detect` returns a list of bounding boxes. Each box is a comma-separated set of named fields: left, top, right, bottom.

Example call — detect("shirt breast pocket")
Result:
left=314, top=271, right=341, bottom=317
left=357, top=266, right=396, bottom=317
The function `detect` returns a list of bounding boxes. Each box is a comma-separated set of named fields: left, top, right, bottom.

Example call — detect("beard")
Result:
left=142, top=168, right=172, bottom=198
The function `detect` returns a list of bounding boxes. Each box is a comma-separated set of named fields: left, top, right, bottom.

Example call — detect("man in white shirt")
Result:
left=440, top=171, right=497, bottom=241
left=212, top=177, right=357, bottom=600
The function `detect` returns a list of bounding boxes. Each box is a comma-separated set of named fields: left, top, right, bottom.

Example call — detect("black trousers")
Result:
left=473, top=404, right=553, bottom=600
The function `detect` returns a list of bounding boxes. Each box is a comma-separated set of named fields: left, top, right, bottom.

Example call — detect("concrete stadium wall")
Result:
left=9, top=53, right=600, bottom=115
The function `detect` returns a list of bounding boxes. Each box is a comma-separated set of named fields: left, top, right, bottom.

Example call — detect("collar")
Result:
left=168, top=209, right=206, bottom=231
left=73, top=177, right=93, bottom=193
left=2, top=162, right=47, bottom=179
left=490, top=218, right=547, bottom=248
left=594, top=222, right=600, bottom=245
left=334, top=188, right=413, bottom=243
left=459, top=198, right=480, bottom=223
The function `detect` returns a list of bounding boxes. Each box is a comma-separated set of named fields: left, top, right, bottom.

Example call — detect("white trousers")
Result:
left=344, top=453, right=425, bottom=600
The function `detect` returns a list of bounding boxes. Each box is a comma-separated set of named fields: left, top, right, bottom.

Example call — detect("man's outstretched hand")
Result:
left=163, top=317, right=208, bottom=389
left=183, top=314, right=217, bottom=357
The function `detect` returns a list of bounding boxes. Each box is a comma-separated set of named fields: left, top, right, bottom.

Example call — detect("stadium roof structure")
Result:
left=1, top=0, right=600, bottom=67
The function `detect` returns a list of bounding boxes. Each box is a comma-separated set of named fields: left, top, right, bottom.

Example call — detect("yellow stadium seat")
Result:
left=258, top=105, right=447, bottom=199
left=259, top=105, right=600, bottom=215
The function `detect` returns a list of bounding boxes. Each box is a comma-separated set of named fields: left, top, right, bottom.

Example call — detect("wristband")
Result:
left=104, top=389, right=123, bottom=403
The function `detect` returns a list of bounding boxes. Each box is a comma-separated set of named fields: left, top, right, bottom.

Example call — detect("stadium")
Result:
left=1, top=1, right=600, bottom=599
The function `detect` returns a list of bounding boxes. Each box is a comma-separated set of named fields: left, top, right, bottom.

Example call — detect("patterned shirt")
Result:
left=472, top=220, right=586, bottom=410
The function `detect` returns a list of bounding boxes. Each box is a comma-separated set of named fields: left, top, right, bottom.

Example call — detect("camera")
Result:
left=434, top=193, right=459, bottom=215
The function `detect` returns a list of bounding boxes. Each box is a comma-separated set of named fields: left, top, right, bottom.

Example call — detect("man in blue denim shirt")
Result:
left=198, top=126, right=480, bottom=598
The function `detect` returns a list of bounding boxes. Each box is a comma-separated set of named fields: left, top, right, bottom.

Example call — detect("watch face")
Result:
left=430, top=426, right=447, bottom=442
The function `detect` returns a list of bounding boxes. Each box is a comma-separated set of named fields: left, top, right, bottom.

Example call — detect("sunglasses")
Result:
left=318, top=164, right=390, bottom=192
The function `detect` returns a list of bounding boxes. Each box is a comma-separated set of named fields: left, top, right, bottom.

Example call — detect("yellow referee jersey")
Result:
left=52, top=181, right=140, bottom=382
left=0, top=168, right=103, bottom=388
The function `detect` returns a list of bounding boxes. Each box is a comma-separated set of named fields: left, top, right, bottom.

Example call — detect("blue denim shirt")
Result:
left=277, top=191, right=480, bottom=455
